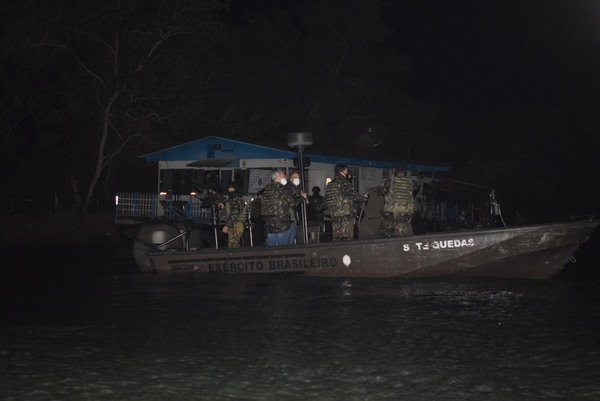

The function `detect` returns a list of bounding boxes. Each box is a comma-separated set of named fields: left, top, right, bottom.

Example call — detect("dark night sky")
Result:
left=389, top=1, right=600, bottom=220
left=235, top=0, right=600, bottom=110
left=225, top=0, right=600, bottom=239
left=390, top=1, right=600, bottom=110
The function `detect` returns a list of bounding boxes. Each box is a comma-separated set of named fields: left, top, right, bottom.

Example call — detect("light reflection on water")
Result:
left=2, top=269, right=600, bottom=401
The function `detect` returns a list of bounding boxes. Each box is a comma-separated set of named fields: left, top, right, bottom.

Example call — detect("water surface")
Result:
left=2, top=262, right=600, bottom=400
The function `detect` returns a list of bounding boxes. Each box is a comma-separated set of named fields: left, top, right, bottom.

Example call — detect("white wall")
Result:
left=358, top=167, right=384, bottom=193
left=155, top=159, right=389, bottom=196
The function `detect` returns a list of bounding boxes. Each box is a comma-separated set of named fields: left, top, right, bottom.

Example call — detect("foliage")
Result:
left=1, top=0, right=228, bottom=213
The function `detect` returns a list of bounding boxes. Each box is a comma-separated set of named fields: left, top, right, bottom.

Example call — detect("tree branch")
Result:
left=134, top=26, right=191, bottom=74
left=30, top=41, right=106, bottom=86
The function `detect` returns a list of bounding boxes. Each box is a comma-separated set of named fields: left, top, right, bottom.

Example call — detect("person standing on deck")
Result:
left=221, top=182, right=247, bottom=248
left=325, top=164, right=367, bottom=241
left=260, top=169, right=298, bottom=246
left=307, top=186, right=326, bottom=221
left=376, top=165, right=415, bottom=237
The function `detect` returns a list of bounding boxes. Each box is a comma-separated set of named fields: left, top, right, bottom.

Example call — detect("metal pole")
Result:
left=297, top=147, right=309, bottom=245
left=358, top=197, right=367, bottom=222
left=212, top=205, right=219, bottom=250
left=247, top=200, right=254, bottom=248
left=287, top=132, right=313, bottom=245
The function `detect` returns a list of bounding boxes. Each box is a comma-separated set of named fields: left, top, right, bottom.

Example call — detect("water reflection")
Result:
left=2, top=269, right=600, bottom=400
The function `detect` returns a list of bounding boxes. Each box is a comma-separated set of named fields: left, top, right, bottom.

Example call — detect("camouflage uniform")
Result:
left=376, top=175, right=414, bottom=237
left=261, top=181, right=297, bottom=238
left=223, top=195, right=248, bottom=248
left=285, top=182, right=305, bottom=244
left=288, top=183, right=305, bottom=217
left=325, top=174, right=364, bottom=241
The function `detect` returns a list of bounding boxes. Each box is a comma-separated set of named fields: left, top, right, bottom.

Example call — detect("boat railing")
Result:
left=115, top=192, right=213, bottom=225
left=414, top=199, right=493, bottom=230
left=184, top=198, right=214, bottom=224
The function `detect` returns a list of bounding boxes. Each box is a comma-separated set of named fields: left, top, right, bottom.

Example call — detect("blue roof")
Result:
left=141, top=136, right=292, bottom=162
left=140, top=136, right=448, bottom=172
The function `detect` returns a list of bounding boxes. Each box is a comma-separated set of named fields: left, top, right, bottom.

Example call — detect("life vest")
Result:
left=325, top=177, right=354, bottom=217
left=383, top=176, right=414, bottom=214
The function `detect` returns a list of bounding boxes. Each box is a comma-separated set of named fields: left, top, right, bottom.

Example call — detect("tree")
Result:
left=1, top=0, right=228, bottom=213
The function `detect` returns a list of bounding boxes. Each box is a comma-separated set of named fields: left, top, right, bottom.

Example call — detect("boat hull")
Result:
left=137, top=220, right=597, bottom=279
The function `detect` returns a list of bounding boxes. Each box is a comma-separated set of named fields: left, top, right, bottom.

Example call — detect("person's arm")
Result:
left=343, top=181, right=365, bottom=203
left=376, top=178, right=390, bottom=196
left=224, top=201, right=235, bottom=228
left=260, top=185, right=273, bottom=217
left=283, top=186, right=299, bottom=210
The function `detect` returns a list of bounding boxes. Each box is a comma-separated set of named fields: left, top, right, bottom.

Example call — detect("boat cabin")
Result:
left=115, top=136, right=497, bottom=236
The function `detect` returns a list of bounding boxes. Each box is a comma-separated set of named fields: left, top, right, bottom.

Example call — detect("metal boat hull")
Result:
left=137, top=220, right=597, bottom=279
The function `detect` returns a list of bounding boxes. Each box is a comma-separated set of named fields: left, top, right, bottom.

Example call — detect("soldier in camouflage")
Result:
left=376, top=165, right=415, bottom=237
left=221, top=182, right=248, bottom=248
left=260, top=169, right=298, bottom=246
left=325, top=164, right=367, bottom=241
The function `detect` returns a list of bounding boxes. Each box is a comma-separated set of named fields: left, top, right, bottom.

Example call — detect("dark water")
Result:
left=2, top=240, right=600, bottom=400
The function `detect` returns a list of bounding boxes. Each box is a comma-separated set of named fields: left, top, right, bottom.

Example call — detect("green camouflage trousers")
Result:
left=380, top=212, right=413, bottom=237
left=227, top=221, right=245, bottom=248
left=332, top=219, right=355, bottom=241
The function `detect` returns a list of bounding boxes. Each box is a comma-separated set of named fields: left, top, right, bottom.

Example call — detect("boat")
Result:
left=131, top=218, right=597, bottom=279
left=122, top=133, right=597, bottom=279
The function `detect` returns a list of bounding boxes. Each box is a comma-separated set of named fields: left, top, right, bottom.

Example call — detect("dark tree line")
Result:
left=1, top=0, right=230, bottom=213
left=1, top=0, right=435, bottom=214
left=1, top=0, right=597, bottom=222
